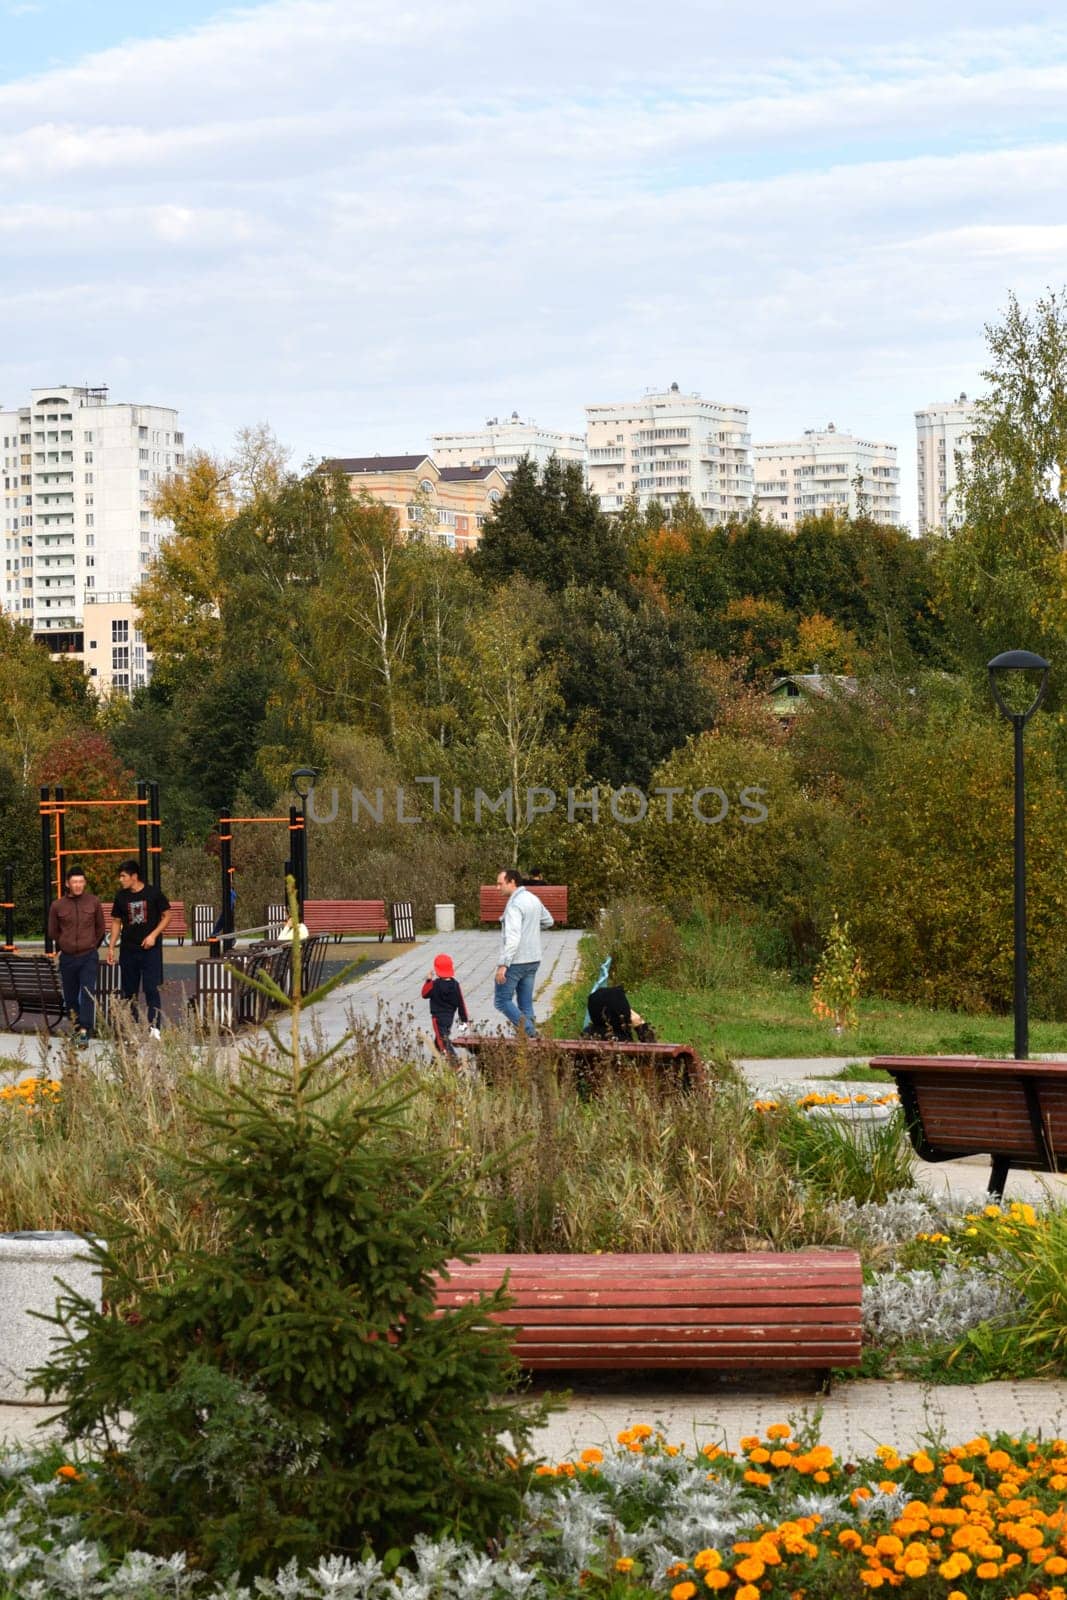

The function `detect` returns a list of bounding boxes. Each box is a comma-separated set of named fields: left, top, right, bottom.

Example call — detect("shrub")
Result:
left=37, top=1038, right=548, bottom=1576
left=811, top=913, right=863, bottom=1032
left=767, top=1105, right=915, bottom=1205
left=589, top=895, right=683, bottom=986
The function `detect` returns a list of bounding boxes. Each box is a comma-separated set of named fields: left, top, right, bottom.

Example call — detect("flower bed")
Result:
left=5, top=1425, right=1067, bottom=1598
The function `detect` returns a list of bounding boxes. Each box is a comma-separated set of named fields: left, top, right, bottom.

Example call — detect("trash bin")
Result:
left=0, top=1231, right=103, bottom=1403
left=434, top=903, right=455, bottom=933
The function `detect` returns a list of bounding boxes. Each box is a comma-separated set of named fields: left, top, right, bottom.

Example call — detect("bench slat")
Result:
left=479, top=885, right=568, bottom=925
left=437, top=1249, right=861, bottom=1373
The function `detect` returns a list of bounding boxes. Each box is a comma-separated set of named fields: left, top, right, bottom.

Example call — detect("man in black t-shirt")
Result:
left=108, top=859, right=172, bottom=1036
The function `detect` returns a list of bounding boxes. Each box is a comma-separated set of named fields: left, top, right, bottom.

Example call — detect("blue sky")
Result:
left=1, top=0, right=233, bottom=79
left=2, top=0, right=1066, bottom=528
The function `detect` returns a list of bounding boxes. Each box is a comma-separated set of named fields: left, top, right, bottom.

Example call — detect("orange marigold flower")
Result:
left=1047, top=1556, right=1067, bottom=1576
left=739, top=1435, right=760, bottom=1450
left=734, top=1557, right=765, bottom=1582
left=743, top=1470, right=772, bottom=1488
left=875, top=1536, right=903, bottom=1557
left=748, top=1446, right=771, bottom=1464
left=766, top=1422, right=792, bottom=1440
left=858, top=1572, right=885, bottom=1589
left=902, top=1558, right=928, bottom=1578
left=839, top=1531, right=863, bottom=1550
left=670, top=1582, right=695, bottom=1599
left=911, top=1452, right=935, bottom=1474
left=55, top=1465, right=80, bottom=1481
left=579, top=1447, right=604, bottom=1465
left=975, top=1561, right=1000, bottom=1578
left=693, top=1550, right=722, bottom=1571
left=615, top=1558, right=634, bottom=1573
left=735, top=1586, right=761, bottom=1600
left=771, top=1449, right=793, bottom=1468
left=703, top=1573, right=729, bottom=1592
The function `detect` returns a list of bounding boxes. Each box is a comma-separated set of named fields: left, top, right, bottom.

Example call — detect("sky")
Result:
left=3, top=0, right=1067, bottom=529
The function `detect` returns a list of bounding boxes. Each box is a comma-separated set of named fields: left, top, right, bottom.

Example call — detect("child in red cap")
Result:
left=421, top=952, right=469, bottom=1063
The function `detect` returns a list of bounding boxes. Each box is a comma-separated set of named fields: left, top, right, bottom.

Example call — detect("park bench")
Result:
left=479, top=884, right=568, bottom=925
left=302, top=899, right=389, bottom=941
left=451, top=1034, right=706, bottom=1092
left=435, top=1249, right=862, bottom=1377
left=0, top=954, right=68, bottom=1032
left=873, top=1054, right=1067, bottom=1197
left=105, top=899, right=187, bottom=945
left=192, top=936, right=332, bottom=1030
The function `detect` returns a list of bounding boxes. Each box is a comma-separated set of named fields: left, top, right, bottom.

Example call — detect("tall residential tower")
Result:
left=585, top=384, right=752, bottom=520
left=914, top=395, right=977, bottom=532
left=1, top=385, right=182, bottom=692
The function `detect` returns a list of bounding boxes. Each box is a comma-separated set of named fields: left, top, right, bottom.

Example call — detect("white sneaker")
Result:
left=149, top=1026, right=161, bottom=1040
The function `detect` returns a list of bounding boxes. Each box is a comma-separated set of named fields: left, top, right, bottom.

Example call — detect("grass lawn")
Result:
left=548, top=958, right=1067, bottom=1060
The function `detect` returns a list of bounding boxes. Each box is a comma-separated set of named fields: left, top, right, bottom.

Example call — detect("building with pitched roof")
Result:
left=322, top=454, right=508, bottom=550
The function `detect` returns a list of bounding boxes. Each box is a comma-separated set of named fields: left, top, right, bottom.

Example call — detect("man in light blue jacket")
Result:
left=493, top=866, right=554, bottom=1037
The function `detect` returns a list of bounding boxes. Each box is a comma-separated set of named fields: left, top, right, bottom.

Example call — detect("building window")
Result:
left=84, top=452, right=93, bottom=464
left=112, top=619, right=129, bottom=643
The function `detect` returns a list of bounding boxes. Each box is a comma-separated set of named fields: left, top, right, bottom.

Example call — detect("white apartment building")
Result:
left=915, top=394, right=977, bottom=533
left=430, top=412, right=585, bottom=476
left=585, top=384, right=753, bottom=520
left=1, top=385, right=182, bottom=691
left=753, top=425, right=900, bottom=528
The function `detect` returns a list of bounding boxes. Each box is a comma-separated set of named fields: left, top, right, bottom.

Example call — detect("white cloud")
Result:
left=2, top=0, right=1066, bottom=528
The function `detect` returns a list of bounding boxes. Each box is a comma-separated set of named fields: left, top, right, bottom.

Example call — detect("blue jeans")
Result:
left=59, top=949, right=98, bottom=1033
left=119, top=944, right=164, bottom=1029
left=494, top=961, right=539, bottom=1037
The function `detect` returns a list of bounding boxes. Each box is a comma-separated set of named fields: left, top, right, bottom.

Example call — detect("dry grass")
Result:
left=0, top=1020, right=882, bottom=1289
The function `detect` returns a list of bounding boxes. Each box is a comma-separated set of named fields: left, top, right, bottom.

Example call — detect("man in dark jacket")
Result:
left=421, top=952, right=469, bottom=1062
left=47, top=866, right=106, bottom=1044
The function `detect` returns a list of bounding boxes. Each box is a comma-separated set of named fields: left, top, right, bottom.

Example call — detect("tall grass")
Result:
left=0, top=1022, right=873, bottom=1281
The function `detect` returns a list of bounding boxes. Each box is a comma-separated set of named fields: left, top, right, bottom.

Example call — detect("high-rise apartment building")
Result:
left=753, top=426, right=900, bottom=528
left=1, top=385, right=182, bottom=691
left=430, top=412, right=585, bottom=477
left=914, top=395, right=977, bottom=533
left=585, top=384, right=753, bottom=519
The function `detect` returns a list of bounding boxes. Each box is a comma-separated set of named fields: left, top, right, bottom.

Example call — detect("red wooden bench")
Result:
left=302, top=898, right=389, bottom=941
left=873, top=1054, right=1067, bottom=1197
left=479, top=885, right=568, bottom=925
left=436, top=1250, right=862, bottom=1377
left=106, top=900, right=187, bottom=945
left=452, top=1033, right=706, bottom=1093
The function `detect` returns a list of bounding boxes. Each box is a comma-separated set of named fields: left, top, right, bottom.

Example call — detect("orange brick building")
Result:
left=323, top=454, right=507, bottom=552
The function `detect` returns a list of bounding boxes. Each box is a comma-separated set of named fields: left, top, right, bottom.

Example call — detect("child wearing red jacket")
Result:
left=421, top=953, right=469, bottom=1062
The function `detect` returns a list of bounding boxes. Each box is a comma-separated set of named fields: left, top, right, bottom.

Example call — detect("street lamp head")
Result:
left=987, top=650, right=1050, bottom=723
left=290, top=766, right=320, bottom=800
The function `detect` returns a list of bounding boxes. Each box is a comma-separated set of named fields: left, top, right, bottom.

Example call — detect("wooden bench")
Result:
left=106, top=899, right=187, bottom=945
left=303, top=899, right=389, bottom=942
left=451, top=1034, right=706, bottom=1092
left=479, top=885, right=568, bottom=926
left=435, top=1250, right=862, bottom=1376
left=873, top=1054, right=1067, bottom=1197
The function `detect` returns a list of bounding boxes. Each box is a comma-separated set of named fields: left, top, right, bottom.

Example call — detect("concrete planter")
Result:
left=0, top=1231, right=102, bottom=1403
left=434, top=903, right=456, bottom=933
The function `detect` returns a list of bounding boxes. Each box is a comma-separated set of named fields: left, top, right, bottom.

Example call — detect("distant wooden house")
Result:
left=769, top=673, right=858, bottom=723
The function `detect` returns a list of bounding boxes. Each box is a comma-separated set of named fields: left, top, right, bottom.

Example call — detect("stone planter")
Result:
left=0, top=1231, right=102, bottom=1403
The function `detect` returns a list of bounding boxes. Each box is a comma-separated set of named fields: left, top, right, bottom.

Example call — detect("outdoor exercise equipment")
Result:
left=213, top=805, right=308, bottom=954
left=38, top=782, right=161, bottom=951
left=2, top=865, right=14, bottom=953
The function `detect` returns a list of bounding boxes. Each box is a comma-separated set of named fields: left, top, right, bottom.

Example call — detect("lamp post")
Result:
left=288, top=767, right=320, bottom=914
left=987, top=650, right=1050, bottom=1060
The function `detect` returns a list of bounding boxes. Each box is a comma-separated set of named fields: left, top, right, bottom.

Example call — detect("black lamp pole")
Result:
left=289, top=767, right=320, bottom=914
left=987, top=650, right=1050, bottom=1060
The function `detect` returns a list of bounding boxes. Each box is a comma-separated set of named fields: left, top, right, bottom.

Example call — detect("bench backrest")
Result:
left=479, top=884, right=568, bottom=925
left=874, top=1055, right=1067, bottom=1169
left=0, top=953, right=63, bottom=1000
left=106, top=899, right=186, bottom=936
left=303, top=899, right=388, bottom=934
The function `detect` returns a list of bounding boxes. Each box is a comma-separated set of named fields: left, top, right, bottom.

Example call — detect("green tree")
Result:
left=547, top=586, right=710, bottom=786
left=0, top=614, right=94, bottom=782
left=454, top=579, right=585, bottom=863
left=935, top=288, right=1067, bottom=689
left=471, top=456, right=629, bottom=593
left=39, top=1036, right=545, bottom=1576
